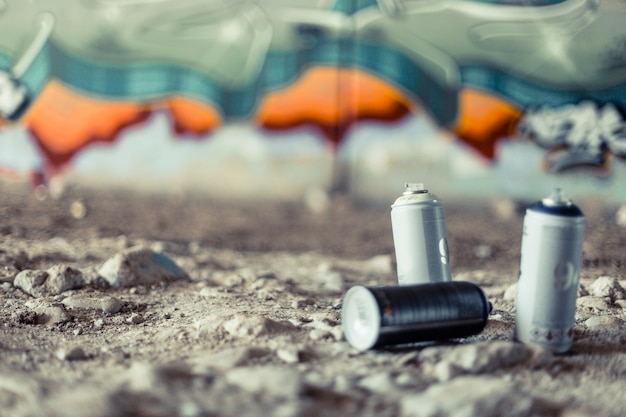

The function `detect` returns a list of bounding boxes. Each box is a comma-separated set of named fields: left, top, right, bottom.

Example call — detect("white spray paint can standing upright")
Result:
left=515, top=188, right=586, bottom=353
left=390, top=183, right=451, bottom=285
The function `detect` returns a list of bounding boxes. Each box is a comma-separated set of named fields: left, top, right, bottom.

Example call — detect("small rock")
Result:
left=615, top=300, right=626, bottom=309
left=222, top=314, right=295, bottom=338
left=98, top=247, right=188, bottom=288
left=101, top=297, right=122, bottom=314
left=584, top=316, right=625, bottom=330
left=189, top=347, right=270, bottom=372
left=93, top=319, right=104, bottom=329
left=400, top=376, right=557, bottom=417
left=503, top=283, right=517, bottom=301
left=431, top=361, right=463, bottom=382
left=357, top=372, right=395, bottom=394
left=14, top=270, right=49, bottom=297
left=577, top=296, right=612, bottom=312
left=56, top=347, right=87, bottom=361
left=588, top=276, right=626, bottom=301
left=276, top=348, right=299, bottom=364
left=126, top=313, right=144, bottom=325
left=225, top=366, right=302, bottom=399
left=316, top=271, right=343, bottom=292
left=0, top=265, right=19, bottom=284
left=62, top=295, right=101, bottom=311
left=420, top=341, right=540, bottom=376
left=24, top=299, right=69, bottom=325
left=14, top=266, right=84, bottom=298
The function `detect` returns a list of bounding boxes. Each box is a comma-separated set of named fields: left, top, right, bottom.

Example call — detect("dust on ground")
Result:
left=0, top=182, right=625, bottom=417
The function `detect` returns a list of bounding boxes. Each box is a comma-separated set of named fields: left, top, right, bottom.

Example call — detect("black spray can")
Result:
left=515, top=188, right=585, bottom=353
left=341, top=281, right=491, bottom=351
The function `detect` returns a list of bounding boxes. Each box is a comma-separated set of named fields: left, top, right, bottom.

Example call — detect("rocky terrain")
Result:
left=0, top=182, right=625, bottom=417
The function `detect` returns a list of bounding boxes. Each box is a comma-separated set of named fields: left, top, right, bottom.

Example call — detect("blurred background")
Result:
left=1, top=0, right=625, bottom=206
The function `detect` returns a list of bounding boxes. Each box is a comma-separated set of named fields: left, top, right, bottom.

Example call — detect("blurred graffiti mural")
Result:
left=0, top=0, right=625, bottom=202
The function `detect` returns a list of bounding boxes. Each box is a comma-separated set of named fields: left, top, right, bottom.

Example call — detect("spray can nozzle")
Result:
left=403, top=182, right=428, bottom=195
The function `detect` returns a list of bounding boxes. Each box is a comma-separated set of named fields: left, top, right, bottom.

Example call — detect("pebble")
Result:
left=126, top=313, right=144, bottom=325
left=98, top=247, right=188, bottom=287
left=0, top=264, right=19, bottom=283
left=56, top=347, right=88, bottom=361
left=225, top=366, right=302, bottom=399
left=222, top=314, right=295, bottom=338
left=24, top=299, right=69, bottom=325
left=420, top=341, right=549, bottom=378
left=503, top=283, right=517, bottom=301
left=14, top=266, right=85, bottom=298
left=400, top=376, right=556, bottom=417
left=584, top=316, right=625, bottom=330
left=93, top=319, right=104, bottom=329
left=189, top=347, right=271, bottom=373
left=587, top=276, right=626, bottom=301
left=577, top=296, right=612, bottom=312
left=357, top=372, right=395, bottom=394
left=315, top=271, right=343, bottom=292
left=101, top=297, right=123, bottom=314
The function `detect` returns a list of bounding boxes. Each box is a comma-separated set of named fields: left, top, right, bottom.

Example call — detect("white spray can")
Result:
left=515, top=188, right=586, bottom=353
left=390, top=183, right=451, bottom=285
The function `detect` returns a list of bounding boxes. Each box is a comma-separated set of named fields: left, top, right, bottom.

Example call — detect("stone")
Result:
left=56, top=347, right=88, bottom=361
left=24, top=299, right=69, bottom=325
left=14, top=266, right=84, bottom=298
left=14, top=270, right=49, bottom=297
left=316, top=271, right=343, bottom=292
left=357, top=372, right=395, bottom=394
left=400, top=376, right=558, bottom=417
left=98, top=247, right=188, bottom=288
left=587, top=276, right=626, bottom=301
left=577, top=296, right=612, bottom=312
left=584, top=316, right=625, bottom=330
left=0, top=264, right=19, bottom=284
left=225, top=366, right=302, bottom=399
left=420, top=341, right=544, bottom=376
left=222, top=314, right=295, bottom=338
left=189, top=347, right=271, bottom=373
left=101, top=297, right=123, bottom=314
left=503, top=283, right=517, bottom=301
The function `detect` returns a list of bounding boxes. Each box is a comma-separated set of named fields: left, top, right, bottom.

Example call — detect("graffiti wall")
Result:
left=0, top=0, right=625, bottom=203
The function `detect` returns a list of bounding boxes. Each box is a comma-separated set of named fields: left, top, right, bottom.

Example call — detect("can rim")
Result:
left=341, top=286, right=380, bottom=351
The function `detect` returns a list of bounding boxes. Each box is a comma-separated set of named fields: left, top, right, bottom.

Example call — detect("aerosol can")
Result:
left=515, top=188, right=586, bottom=353
left=391, top=183, right=451, bottom=285
left=342, top=281, right=491, bottom=351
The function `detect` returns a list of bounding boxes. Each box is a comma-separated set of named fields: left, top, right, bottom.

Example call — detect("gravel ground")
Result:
left=0, top=182, right=625, bottom=417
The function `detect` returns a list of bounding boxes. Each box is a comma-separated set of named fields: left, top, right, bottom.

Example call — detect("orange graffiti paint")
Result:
left=22, top=80, right=151, bottom=172
left=255, top=66, right=412, bottom=147
left=453, top=89, right=522, bottom=159
left=164, top=97, right=221, bottom=137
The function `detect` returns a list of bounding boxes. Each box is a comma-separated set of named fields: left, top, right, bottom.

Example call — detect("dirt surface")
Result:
left=0, top=182, right=625, bottom=417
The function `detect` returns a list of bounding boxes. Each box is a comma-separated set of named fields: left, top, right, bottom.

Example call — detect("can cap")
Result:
left=403, top=183, right=428, bottom=195
left=341, top=286, right=381, bottom=351
left=530, top=188, right=584, bottom=217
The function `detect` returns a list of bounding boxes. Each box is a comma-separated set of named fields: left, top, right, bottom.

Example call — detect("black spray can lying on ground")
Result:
left=341, top=281, right=491, bottom=351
